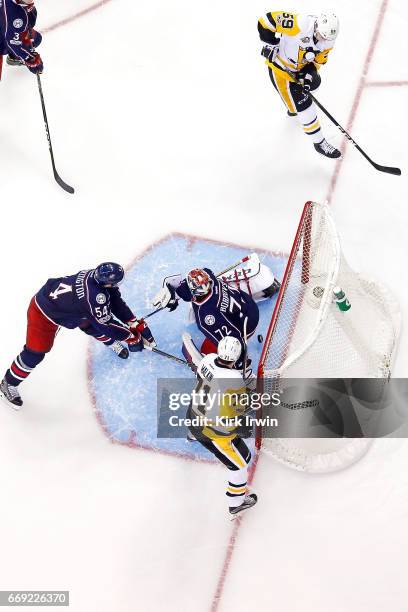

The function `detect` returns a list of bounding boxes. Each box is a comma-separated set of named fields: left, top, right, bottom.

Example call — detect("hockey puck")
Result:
left=257, top=334, right=263, bottom=343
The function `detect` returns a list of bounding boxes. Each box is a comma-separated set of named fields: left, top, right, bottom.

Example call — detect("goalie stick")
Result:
left=36, top=75, right=75, bottom=194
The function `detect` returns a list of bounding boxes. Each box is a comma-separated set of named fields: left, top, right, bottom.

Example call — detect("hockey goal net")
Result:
left=256, top=201, right=401, bottom=472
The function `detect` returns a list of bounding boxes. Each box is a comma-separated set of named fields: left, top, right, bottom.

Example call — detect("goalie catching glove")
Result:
left=127, top=318, right=156, bottom=352
left=152, top=284, right=178, bottom=312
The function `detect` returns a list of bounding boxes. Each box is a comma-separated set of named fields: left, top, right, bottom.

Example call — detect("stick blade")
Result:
left=374, top=164, right=401, bottom=176
left=54, top=171, right=75, bottom=194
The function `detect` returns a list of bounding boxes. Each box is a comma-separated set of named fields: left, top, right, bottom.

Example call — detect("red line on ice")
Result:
left=210, top=450, right=260, bottom=612
left=43, top=0, right=114, bottom=33
left=365, top=80, right=408, bottom=87
left=326, top=0, right=390, bottom=203
left=211, top=2, right=392, bottom=611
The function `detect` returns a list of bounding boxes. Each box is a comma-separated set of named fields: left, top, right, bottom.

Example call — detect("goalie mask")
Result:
left=187, top=269, right=212, bottom=299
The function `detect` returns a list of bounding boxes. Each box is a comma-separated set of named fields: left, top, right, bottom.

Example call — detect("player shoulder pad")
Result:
left=197, top=354, right=216, bottom=381
left=7, top=3, right=29, bottom=31
left=270, top=11, right=301, bottom=36
left=87, top=274, right=109, bottom=303
left=199, top=354, right=243, bottom=381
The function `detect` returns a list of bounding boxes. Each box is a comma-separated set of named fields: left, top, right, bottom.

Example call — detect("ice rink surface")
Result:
left=1, top=1, right=408, bottom=611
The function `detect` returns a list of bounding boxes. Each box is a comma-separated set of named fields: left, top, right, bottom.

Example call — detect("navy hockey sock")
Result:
left=5, top=346, right=45, bottom=387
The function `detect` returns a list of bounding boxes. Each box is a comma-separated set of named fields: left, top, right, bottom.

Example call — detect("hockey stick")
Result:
left=143, top=306, right=165, bottom=320
left=308, top=92, right=401, bottom=176
left=146, top=345, right=195, bottom=370
left=36, top=75, right=75, bottom=193
left=217, top=255, right=252, bottom=277
left=242, top=316, right=248, bottom=380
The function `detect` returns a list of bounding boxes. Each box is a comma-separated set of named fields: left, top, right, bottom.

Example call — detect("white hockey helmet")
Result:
left=315, top=13, right=339, bottom=41
left=217, top=337, right=242, bottom=363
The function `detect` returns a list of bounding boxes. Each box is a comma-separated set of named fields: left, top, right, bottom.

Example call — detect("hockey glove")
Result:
left=128, top=318, right=156, bottom=349
left=126, top=330, right=144, bottom=352
left=297, top=64, right=320, bottom=92
left=152, top=284, right=178, bottom=312
left=31, top=29, right=43, bottom=48
left=261, top=43, right=278, bottom=62
left=25, top=52, right=43, bottom=74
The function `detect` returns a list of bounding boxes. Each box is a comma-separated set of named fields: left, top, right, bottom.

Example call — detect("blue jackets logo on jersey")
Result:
left=96, top=293, right=106, bottom=304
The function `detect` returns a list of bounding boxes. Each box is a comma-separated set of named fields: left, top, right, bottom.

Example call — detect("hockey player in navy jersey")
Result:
left=0, top=0, right=43, bottom=76
left=153, top=268, right=263, bottom=367
left=0, top=263, right=156, bottom=409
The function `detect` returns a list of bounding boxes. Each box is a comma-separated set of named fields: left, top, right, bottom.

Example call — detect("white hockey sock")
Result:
left=297, top=104, right=323, bottom=144
left=226, top=467, right=248, bottom=508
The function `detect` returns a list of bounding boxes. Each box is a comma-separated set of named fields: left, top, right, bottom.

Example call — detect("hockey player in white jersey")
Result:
left=186, top=337, right=258, bottom=517
left=258, top=11, right=341, bottom=159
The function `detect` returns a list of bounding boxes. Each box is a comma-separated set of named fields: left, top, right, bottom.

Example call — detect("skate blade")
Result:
left=229, top=503, right=257, bottom=521
left=0, top=391, right=22, bottom=411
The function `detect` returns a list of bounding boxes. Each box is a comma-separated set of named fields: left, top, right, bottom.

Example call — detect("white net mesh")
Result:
left=257, top=202, right=401, bottom=472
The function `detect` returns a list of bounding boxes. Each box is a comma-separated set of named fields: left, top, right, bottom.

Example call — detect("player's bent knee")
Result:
left=22, top=346, right=46, bottom=367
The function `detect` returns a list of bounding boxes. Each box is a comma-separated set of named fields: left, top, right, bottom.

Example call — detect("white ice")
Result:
left=1, top=0, right=408, bottom=611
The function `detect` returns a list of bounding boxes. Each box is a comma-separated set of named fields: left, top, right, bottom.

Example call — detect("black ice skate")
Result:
left=263, top=278, right=281, bottom=298
left=0, top=378, right=23, bottom=409
left=7, top=54, right=24, bottom=66
left=229, top=493, right=258, bottom=517
left=314, top=139, right=341, bottom=159
left=108, top=341, right=129, bottom=359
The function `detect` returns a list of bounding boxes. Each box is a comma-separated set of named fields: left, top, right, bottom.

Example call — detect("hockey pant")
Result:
left=4, top=298, right=117, bottom=387
left=187, top=407, right=251, bottom=508
left=268, top=66, right=324, bottom=143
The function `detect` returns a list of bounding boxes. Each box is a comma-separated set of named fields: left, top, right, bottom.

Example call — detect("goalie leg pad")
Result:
left=248, top=263, right=277, bottom=301
left=262, top=277, right=281, bottom=298
left=181, top=333, right=203, bottom=368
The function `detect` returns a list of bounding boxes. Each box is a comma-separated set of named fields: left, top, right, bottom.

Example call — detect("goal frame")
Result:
left=255, top=200, right=379, bottom=457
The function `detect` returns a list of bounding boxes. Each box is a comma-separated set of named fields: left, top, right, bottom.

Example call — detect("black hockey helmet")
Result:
left=95, top=262, right=124, bottom=287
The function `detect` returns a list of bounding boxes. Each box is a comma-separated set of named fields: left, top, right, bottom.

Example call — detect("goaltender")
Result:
left=186, top=336, right=258, bottom=517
